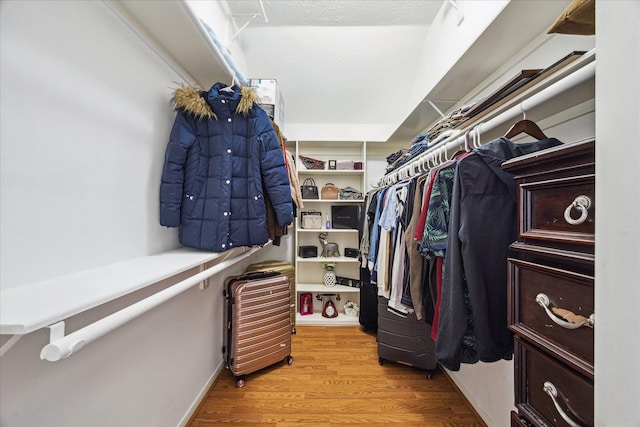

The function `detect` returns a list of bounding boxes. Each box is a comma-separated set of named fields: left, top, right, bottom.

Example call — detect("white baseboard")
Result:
left=178, top=360, right=226, bottom=427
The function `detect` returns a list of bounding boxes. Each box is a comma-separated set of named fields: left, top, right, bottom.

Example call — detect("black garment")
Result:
left=435, top=137, right=562, bottom=371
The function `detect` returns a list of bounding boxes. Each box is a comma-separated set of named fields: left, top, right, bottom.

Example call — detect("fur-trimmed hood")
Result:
left=171, top=82, right=259, bottom=120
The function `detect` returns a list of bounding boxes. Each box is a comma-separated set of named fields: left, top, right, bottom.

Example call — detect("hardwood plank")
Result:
left=187, top=326, right=486, bottom=426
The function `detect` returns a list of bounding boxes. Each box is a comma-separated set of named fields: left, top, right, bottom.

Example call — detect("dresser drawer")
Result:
left=508, top=258, right=594, bottom=377
left=515, top=337, right=593, bottom=427
left=518, top=174, right=594, bottom=248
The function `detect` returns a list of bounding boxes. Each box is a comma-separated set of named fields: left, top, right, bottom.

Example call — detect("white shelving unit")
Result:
left=294, top=141, right=366, bottom=326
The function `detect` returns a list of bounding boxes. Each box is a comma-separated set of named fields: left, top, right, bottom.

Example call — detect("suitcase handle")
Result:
left=239, top=270, right=281, bottom=280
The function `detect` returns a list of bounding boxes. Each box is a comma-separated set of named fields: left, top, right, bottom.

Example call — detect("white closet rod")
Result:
left=383, top=60, right=596, bottom=186
left=39, top=246, right=261, bottom=362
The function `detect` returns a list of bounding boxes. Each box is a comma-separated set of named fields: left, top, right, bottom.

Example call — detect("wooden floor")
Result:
left=187, top=325, right=485, bottom=426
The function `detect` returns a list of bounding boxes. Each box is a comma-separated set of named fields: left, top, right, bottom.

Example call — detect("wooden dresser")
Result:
left=502, top=138, right=595, bottom=427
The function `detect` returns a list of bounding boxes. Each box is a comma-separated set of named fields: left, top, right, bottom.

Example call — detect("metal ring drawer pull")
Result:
left=536, top=293, right=595, bottom=329
left=564, top=195, right=591, bottom=225
left=543, top=381, right=584, bottom=427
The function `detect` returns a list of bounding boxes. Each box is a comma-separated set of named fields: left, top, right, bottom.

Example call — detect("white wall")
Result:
left=0, top=1, right=250, bottom=425
left=595, top=1, right=640, bottom=425
left=0, top=0, right=178, bottom=290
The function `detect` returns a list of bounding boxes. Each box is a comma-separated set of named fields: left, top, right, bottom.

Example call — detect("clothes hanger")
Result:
left=504, top=109, right=547, bottom=140
left=220, top=76, right=239, bottom=93
left=464, top=130, right=472, bottom=152
left=419, top=155, right=428, bottom=172
left=472, top=125, right=482, bottom=149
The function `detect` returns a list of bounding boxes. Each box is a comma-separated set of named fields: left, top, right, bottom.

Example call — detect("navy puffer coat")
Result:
left=160, top=83, right=293, bottom=251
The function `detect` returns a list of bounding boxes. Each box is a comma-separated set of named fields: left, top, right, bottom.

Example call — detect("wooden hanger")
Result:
left=504, top=119, right=547, bottom=140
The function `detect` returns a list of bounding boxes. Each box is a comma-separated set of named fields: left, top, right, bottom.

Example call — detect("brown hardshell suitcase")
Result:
left=223, top=271, right=294, bottom=387
left=245, top=260, right=296, bottom=333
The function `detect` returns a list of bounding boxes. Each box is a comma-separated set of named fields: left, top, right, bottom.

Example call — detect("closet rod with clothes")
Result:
left=365, top=57, right=595, bottom=372
left=381, top=59, right=595, bottom=186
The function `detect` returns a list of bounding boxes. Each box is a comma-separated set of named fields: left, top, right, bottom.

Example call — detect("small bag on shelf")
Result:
left=298, top=246, right=318, bottom=258
left=300, top=178, right=319, bottom=199
left=321, top=183, right=339, bottom=200
left=339, top=186, right=363, bottom=200
left=301, top=210, right=322, bottom=229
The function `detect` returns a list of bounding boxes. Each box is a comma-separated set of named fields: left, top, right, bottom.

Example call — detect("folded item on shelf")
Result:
left=299, top=155, right=325, bottom=170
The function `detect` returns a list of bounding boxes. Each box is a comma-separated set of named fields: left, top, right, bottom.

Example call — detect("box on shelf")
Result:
left=298, top=246, right=318, bottom=258
left=248, top=78, right=285, bottom=129
left=331, top=205, right=361, bottom=230
left=336, top=161, right=354, bottom=170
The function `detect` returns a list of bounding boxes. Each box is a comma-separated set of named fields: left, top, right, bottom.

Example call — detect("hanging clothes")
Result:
left=376, top=185, right=398, bottom=299
left=435, top=137, right=562, bottom=371
left=159, top=83, right=294, bottom=251
left=368, top=187, right=389, bottom=283
left=418, top=152, right=471, bottom=339
left=404, top=174, right=429, bottom=320
left=388, top=183, right=413, bottom=316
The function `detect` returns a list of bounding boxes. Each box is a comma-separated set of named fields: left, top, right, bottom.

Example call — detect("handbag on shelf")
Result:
left=299, top=155, right=326, bottom=170
left=301, top=178, right=319, bottom=200
left=321, top=183, right=339, bottom=200
left=301, top=210, right=322, bottom=229
left=339, top=186, right=363, bottom=200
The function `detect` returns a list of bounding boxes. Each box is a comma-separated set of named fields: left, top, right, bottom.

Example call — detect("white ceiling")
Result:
left=223, top=0, right=445, bottom=142
left=224, top=0, right=444, bottom=27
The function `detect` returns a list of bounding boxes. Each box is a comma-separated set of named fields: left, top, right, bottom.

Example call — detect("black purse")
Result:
left=301, top=178, right=319, bottom=199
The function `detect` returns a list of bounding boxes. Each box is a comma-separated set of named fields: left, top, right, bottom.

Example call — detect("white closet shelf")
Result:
left=296, top=257, right=361, bottom=263
left=298, top=229, right=358, bottom=233
left=296, top=283, right=360, bottom=293
left=296, top=312, right=360, bottom=326
left=298, top=170, right=363, bottom=175
left=0, top=246, right=260, bottom=335
left=301, top=199, right=363, bottom=204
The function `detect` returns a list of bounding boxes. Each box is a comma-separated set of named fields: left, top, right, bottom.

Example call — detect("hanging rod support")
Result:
left=230, top=14, right=258, bottom=43
left=446, top=0, right=465, bottom=26
left=427, top=100, right=447, bottom=119
left=229, top=0, right=268, bottom=44
left=258, top=0, right=269, bottom=23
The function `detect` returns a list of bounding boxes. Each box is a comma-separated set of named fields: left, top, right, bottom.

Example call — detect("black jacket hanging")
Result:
left=435, top=137, right=562, bottom=371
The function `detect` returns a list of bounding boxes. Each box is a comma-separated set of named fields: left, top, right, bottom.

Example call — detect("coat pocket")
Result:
left=182, top=176, right=205, bottom=219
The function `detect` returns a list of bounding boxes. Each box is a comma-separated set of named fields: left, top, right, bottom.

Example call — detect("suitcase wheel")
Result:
left=286, top=355, right=295, bottom=365
left=236, top=376, right=246, bottom=388
left=378, top=357, right=384, bottom=365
